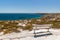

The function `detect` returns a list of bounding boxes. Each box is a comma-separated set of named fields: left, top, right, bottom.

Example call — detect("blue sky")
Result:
left=0, top=0, right=60, bottom=13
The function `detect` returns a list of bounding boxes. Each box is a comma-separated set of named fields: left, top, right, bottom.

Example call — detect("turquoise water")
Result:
left=0, top=13, right=44, bottom=20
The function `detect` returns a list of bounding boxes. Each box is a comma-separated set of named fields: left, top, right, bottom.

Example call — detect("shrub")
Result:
left=23, top=25, right=33, bottom=31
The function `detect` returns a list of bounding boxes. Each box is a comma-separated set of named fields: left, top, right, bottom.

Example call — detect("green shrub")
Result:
left=23, top=25, right=33, bottom=31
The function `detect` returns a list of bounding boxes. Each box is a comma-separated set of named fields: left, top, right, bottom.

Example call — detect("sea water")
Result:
left=0, top=13, right=44, bottom=20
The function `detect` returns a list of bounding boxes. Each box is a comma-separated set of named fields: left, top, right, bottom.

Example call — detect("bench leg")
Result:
left=47, top=29, right=50, bottom=32
left=34, top=29, right=37, bottom=38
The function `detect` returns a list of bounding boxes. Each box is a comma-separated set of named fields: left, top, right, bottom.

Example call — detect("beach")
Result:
left=0, top=29, right=60, bottom=40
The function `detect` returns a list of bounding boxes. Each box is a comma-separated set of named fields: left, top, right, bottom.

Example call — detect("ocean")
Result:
left=0, top=13, right=44, bottom=20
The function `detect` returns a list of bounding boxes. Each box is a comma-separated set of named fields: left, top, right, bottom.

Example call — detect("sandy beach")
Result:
left=0, top=29, right=60, bottom=40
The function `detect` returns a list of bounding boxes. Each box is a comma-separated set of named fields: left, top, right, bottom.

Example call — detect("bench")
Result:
left=32, top=24, right=53, bottom=37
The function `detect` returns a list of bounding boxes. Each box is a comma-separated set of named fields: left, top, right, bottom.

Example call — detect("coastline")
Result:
left=0, top=13, right=60, bottom=40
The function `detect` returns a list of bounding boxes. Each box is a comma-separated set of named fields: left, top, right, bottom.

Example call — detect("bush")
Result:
left=23, top=25, right=33, bottom=31
left=53, top=22, right=60, bottom=28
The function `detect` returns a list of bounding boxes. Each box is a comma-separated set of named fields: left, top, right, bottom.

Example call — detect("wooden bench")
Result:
left=32, top=24, right=52, bottom=37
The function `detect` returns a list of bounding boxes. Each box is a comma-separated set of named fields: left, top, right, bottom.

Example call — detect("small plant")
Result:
left=3, top=29, right=11, bottom=34
left=23, top=25, right=33, bottom=31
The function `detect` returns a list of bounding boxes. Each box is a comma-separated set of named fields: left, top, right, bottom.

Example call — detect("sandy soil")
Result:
left=0, top=29, right=60, bottom=40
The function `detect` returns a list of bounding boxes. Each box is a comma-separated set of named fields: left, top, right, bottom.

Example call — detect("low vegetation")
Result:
left=0, top=21, right=21, bottom=34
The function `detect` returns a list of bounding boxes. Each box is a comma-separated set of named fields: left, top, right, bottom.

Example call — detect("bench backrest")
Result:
left=33, top=24, right=52, bottom=29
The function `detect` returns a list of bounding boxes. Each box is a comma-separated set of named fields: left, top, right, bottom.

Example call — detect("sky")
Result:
left=0, top=0, right=60, bottom=13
